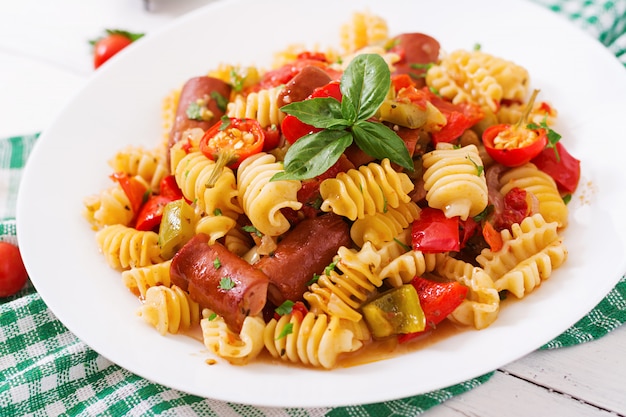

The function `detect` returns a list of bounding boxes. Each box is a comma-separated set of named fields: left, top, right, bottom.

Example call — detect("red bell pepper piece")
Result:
left=531, top=141, right=581, bottom=193
left=398, top=276, right=468, bottom=343
left=412, top=207, right=461, bottom=253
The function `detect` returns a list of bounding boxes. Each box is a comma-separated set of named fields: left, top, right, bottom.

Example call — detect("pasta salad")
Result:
left=83, top=10, right=581, bottom=369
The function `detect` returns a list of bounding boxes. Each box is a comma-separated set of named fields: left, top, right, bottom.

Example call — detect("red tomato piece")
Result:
left=158, top=175, right=183, bottom=200
left=91, top=30, right=143, bottom=69
left=281, top=114, right=322, bottom=145
left=110, top=172, right=149, bottom=214
left=398, top=276, right=468, bottom=343
left=482, top=123, right=548, bottom=167
left=200, top=118, right=265, bottom=169
left=411, top=207, right=461, bottom=253
left=262, top=125, right=281, bottom=151
left=482, top=221, right=504, bottom=252
left=531, top=142, right=581, bottom=193
left=425, top=89, right=484, bottom=144
left=135, top=195, right=172, bottom=232
left=494, top=187, right=529, bottom=231
left=281, top=81, right=343, bottom=144
left=0, top=242, right=28, bottom=297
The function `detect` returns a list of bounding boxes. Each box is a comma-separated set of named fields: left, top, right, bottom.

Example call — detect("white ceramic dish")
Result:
left=17, top=0, right=626, bottom=408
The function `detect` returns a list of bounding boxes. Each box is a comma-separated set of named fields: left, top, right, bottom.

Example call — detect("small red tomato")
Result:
left=91, top=30, right=144, bottom=69
left=0, top=242, right=29, bottom=297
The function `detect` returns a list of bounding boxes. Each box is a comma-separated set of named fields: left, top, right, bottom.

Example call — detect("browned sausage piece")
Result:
left=168, top=76, right=232, bottom=148
left=391, top=33, right=440, bottom=88
left=277, top=65, right=333, bottom=106
left=170, top=234, right=269, bottom=332
left=255, top=213, right=351, bottom=306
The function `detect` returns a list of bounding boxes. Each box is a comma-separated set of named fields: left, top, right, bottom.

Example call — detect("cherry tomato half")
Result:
left=0, top=242, right=28, bottom=297
left=482, top=123, right=548, bottom=167
left=200, top=118, right=265, bottom=169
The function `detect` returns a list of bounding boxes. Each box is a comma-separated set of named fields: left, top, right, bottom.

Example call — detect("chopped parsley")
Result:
left=275, top=300, right=294, bottom=316
left=242, top=225, right=263, bottom=238
left=276, top=323, right=294, bottom=340
left=219, top=276, right=235, bottom=290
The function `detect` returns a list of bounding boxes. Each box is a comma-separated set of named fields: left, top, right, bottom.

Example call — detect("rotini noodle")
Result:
left=137, top=284, right=201, bottom=335
left=201, top=309, right=266, bottom=365
left=83, top=185, right=134, bottom=231
left=227, top=86, right=286, bottom=129
left=264, top=312, right=363, bottom=369
left=476, top=214, right=567, bottom=298
left=350, top=200, right=421, bottom=249
left=236, top=152, right=302, bottom=236
left=122, top=260, right=172, bottom=299
left=96, top=224, right=163, bottom=270
left=320, top=158, right=413, bottom=221
left=422, top=143, right=488, bottom=220
left=174, top=151, right=243, bottom=218
left=436, top=255, right=500, bottom=329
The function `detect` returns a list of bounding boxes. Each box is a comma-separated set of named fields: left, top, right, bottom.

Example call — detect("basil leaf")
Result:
left=271, top=130, right=353, bottom=181
left=341, top=54, right=391, bottom=121
left=281, top=98, right=347, bottom=129
left=351, top=120, right=413, bottom=170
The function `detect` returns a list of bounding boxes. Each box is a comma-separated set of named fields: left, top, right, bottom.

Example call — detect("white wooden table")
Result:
left=1, top=1, right=624, bottom=415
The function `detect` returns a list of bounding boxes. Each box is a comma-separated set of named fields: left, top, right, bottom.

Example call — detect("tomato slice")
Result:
left=482, top=123, right=548, bottom=167
left=200, top=117, right=264, bottom=169
left=411, top=207, right=460, bottom=253
left=398, top=276, right=468, bottom=343
left=531, top=141, right=581, bottom=193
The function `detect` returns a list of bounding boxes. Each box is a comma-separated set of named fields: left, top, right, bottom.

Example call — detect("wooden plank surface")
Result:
left=421, top=325, right=626, bottom=416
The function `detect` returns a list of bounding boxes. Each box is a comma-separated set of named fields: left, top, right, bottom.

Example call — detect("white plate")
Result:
left=17, top=0, right=626, bottom=408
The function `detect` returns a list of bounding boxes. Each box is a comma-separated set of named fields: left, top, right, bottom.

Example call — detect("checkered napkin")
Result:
left=2, top=1, right=626, bottom=416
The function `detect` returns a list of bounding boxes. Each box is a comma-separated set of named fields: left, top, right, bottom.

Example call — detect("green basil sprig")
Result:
left=271, top=54, right=413, bottom=181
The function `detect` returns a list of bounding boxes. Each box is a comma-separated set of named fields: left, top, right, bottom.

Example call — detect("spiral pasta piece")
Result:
left=379, top=249, right=437, bottom=288
left=499, top=163, right=568, bottom=228
left=108, top=145, right=169, bottom=192
left=264, top=312, right=363, bottom=369
left=476, top=213, right=567, bottom=298
left=96, top=224, right=163, bottom=270
left=305, top=243, right=382, bottom=321
left=497, top=100, right=558, bottom=126
left=320, top=158, right=413, bottom=221
left=422, top=143, right=488, bottom=220
left=426, top=49, right=529, bottom=112
left=201, top=309, right=266, bottom=365
left=161, top=88, right=180, bottom=140
left=227, top=86, right=285, bottom=129
left=436, top=255, right=500, bottom=329
left=350, top=200, right=421, bottom=249
left=137, top=285, right=201, bottom=335
left=236, top=152, right=302, bottom=236
left=195, top=215, right=237, bottom=244
left=122, top=260, right=172, bottom=299
left=83, top=184, right=134, bottom=231
left=224, top=226, right=254, bottom=257
left=339, top=10, right=389, bottom=54
left=174, top=151, right=242, bottom=219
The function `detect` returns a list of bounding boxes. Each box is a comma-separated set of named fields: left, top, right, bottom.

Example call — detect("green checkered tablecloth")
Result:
left=2, top=1, right=626, bottom=416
